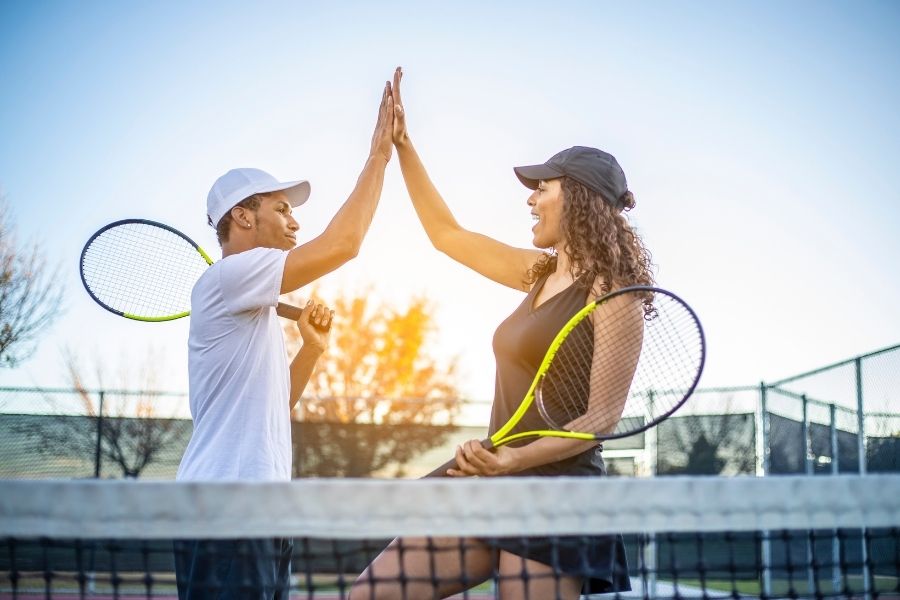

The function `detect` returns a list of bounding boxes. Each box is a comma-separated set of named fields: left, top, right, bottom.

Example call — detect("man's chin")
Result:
left=258, top=240, right=296, bottom=251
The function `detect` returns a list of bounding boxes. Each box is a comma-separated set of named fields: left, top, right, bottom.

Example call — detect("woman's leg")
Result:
left=496, top=551, right=582, bottom=600
left=349, top=536, right=496, bottom=600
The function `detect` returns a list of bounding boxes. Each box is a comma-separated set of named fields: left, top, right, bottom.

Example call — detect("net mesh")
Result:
left=2, top=476, right=898, bottom=599
left=80, top=222, right=211, bottom=319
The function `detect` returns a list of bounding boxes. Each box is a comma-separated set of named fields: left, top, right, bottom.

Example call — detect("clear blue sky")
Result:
left=1, top=1, right=899, bottom=412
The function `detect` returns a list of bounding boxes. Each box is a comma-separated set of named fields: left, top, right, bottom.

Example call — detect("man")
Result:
left=175, top=82, right=394, bottom=599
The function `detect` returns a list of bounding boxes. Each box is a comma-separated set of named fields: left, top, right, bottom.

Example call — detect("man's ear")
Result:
left=231, top=206, right=252, bottom=229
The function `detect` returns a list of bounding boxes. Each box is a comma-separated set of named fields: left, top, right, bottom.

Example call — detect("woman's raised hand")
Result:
left=391, top=67, right=409, bottom=147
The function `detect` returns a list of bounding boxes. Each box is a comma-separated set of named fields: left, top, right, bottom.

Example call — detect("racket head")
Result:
left=534, top=286, right=705, bottom=441
left=80, top=219, right=214, bottom=322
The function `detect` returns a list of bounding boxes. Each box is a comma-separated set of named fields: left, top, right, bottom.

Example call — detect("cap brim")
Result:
left=513, top=164, right=564, bottom=190
left=255, top=180, right=311, bottom=207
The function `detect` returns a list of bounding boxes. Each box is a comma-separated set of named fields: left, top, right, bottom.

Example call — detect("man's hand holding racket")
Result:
left=288, top=299, right=334, bottom=411
left=297, top=300, right=334, bottom=354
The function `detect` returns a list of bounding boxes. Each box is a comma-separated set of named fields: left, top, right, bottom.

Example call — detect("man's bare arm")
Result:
left=281, top=82, right=394, bottom=294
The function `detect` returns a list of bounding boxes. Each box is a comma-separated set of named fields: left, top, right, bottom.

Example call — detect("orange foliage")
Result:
left=282, top=289, right=461, bottom=426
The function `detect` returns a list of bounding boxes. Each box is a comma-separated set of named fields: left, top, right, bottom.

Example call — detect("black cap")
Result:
left=513, top=146, right=628, bottom=209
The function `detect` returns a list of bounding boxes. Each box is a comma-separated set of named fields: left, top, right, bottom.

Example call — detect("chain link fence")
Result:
left=651, top=343, right=900, bottom=477
left=1, top=344, right=898, bottom=479
left=0, top=386, right=191, bottom=479
left=765, top=343, right=900, bottom=475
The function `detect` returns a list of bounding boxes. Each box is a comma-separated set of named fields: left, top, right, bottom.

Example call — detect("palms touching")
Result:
left=391, top=67, right=409, bottom=146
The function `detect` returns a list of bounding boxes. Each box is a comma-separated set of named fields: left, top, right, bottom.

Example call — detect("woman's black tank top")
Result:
left=490, top=271, right=605, bottom=477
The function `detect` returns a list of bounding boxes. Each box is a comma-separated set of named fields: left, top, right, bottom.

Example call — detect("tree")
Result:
left=868, top=435, right=900, bottom=473
left=0, top=197, right=65, bottom=367
left=656, top=395, right=757, bottom=476
left=18, top=347, right=190, bottom=478
left=678, top=432, right=727, bottom=474
left=283, top=289, right=462, bottom=477
left=865, top=414, right=900, bottom=473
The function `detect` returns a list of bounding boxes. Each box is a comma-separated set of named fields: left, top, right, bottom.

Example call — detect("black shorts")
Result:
left=173, top=538, right=293, bottom=600
left=485, top=533, right=631, bottom=594
left=483, top=447, right=632, bottom=594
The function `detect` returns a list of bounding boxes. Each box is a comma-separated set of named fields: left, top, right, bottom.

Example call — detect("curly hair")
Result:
left=209, top=194, right=262, bottom=246
left=525, top=176, right=654, bottom=295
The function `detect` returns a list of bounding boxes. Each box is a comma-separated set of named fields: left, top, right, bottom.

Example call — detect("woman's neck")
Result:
left=553, top=249, right=575, bottom=281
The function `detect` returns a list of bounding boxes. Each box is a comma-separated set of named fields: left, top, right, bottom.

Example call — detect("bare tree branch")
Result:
left=0, top=197, right=65, bottom=367
left=16, top=347, right=189, bottom=478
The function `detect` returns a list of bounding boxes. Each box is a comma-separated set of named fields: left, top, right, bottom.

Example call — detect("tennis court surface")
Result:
left=2, top=475, right=898, bottom=598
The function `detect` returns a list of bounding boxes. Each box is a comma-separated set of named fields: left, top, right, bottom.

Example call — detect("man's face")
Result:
left=251, top=191, right=299, bottom=251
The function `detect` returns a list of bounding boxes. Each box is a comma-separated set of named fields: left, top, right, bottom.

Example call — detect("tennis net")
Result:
left=1, top=475, right=898, bottom=599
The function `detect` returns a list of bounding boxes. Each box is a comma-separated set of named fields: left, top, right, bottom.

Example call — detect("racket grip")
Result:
left=423, top=438, right=495, bottom=478
left=276, top=302, right=303, bottom=320
left=423, top=457, right=459, bottom=478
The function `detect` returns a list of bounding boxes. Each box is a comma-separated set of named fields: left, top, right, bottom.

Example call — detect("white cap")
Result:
left=207, top=168, right=311, bottom=228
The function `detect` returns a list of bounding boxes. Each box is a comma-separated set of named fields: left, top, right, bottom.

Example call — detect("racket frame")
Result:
left=80, top=218, right=305, bottom=323
left=530, top=285, right=706, bottom=442
left=425, top=285, right=705, bottom=477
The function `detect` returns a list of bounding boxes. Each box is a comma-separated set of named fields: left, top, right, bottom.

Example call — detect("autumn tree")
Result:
left=283, top=289, right=461, bottom=477
left=0, top=197, right=65, bottom=367
left=19, top=347, right=190, bottom=478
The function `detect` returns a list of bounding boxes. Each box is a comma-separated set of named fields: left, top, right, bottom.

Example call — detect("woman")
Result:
left=350, top=68, right=652, bottom=600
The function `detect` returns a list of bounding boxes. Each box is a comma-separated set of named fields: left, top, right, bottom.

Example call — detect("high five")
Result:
left=350, top=67, right=650, bottom=599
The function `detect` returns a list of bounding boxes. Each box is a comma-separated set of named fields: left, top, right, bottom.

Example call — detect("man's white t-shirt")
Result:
left=177, top=247, right=292, bottom=482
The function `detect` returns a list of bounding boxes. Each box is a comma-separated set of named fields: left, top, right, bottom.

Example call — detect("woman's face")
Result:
left=528, top=178, right=565, bottom=249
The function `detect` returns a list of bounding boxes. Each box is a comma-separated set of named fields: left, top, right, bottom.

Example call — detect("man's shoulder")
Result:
left=192, top=260, right=221, bottom=294
left=193, top=246, right=288, bottom=316
left=219, top=247, right=287, bottom=272
left=224, top=246, right=287, bottom=260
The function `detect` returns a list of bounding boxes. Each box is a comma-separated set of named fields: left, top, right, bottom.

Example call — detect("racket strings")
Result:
left=82, top=223, right=211, bottom=319
left=537, top=290, right=704, bottom=437
left=613, top=295, right=702, bottom=433
left=538, top=319, right=594, bottom=428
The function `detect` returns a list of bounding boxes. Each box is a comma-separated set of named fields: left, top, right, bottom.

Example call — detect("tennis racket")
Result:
left=427, top=285, right=705, bottom=477
left=80, top=219, right=307, bottom=323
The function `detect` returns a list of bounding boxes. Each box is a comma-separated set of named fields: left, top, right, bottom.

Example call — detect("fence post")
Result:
left=829, top=403, right=839, bottom=472
left=855, top=357, right=866, bottom=474
left=855, top=358, right=872, bottom=600
left=830, top=403, right=841, bottom=593
left=644, top=390, right=657, bottom=599
left=802, top=394, right=812, bottom=476
left=800, top=394, right=815, bottom=594
left=94, top=390, right=104, bottom=478
left=759, top=382, right=772, bottom=598
left=759, top=382, right=770, bottom=476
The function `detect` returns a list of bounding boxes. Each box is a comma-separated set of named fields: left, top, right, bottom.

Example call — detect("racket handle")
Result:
left=276, top=302, right=303, bottom=320
left=423, top=438, right=495, bottom=478
left=423, top=456, right=459, bottom=478
left=278, top=301, right=332, bottom=332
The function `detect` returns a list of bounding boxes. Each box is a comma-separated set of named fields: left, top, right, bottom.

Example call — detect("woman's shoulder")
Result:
left=585, top=275, right=608, bottom=302
left=524, top=253, right=557, bottom=292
